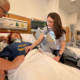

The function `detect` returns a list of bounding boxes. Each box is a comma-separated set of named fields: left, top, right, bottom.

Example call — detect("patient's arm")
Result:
left=0, top=58, right=14, bottom=70
left=0, top=55, right=24, bottom=70
left=0, top=55, right=24, bottom=80
left=0, top=70, right=5, bottom=80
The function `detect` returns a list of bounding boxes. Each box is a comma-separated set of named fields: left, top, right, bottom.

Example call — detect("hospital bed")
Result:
left=0, top=32, right=44, bottom=80
left=63, top=42, right=80, bottom=67
left=0, top=32, right=80, bottom=80
left=76, top=40, right=80, bottom=47
left=8, top=49, right=80, bottom=80
left=0, top=32, right=43, bottom=52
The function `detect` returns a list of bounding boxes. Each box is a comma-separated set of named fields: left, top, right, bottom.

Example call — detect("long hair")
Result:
left=47, top=12, right=66, bottom=39
left=7, top=32, right=22, bottom=45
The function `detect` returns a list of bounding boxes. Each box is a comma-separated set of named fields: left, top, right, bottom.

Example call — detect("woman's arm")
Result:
left=54, top=41, right=65, bottom=62
left=25, top=33, right=44, bottom=53
left=58, top=41, right=65, bottom=56
left=0, top=55, right=24, bottom=70
left=31, top=33, right=44, bottom=48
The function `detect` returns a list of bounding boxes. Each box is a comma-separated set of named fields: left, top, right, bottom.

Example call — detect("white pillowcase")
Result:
left=21, top=34, right=36, bottom=43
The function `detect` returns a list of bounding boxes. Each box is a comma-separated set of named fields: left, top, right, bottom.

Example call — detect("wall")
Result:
left=68, top=12, right=77, bottom=26
left=58, top=7, right=69, bottom=27
left=8, top=0, right=60, bottom=21
left=47, top=0, right=59, bottom=15
left=76, top=19, right=80, bottom=30
left=8, top=0, right=47, bottom=21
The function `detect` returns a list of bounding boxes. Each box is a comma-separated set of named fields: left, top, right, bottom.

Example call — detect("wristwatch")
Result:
left=58, top=54, right=62, bottom=57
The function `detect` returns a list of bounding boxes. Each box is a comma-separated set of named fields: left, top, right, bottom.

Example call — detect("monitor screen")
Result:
left=31, top=20, right=47, bottom=31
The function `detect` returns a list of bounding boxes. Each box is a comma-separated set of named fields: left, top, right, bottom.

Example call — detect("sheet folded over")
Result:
left=8, top=49, right=80, bottom=80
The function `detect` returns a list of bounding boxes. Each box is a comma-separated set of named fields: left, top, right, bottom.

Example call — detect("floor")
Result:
left=64, top=59, right=80, bottom=69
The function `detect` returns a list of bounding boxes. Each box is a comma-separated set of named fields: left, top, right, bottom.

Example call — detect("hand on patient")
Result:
left=12, top=55, right=25, bottom=69
left=24, top=45, right=33, bottom=53
left=53, top=56, right=60, bottom=62
left=0, top=36, right=8, bottom=43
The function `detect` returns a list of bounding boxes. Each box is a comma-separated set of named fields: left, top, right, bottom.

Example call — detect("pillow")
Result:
left=0, top=33, right=9, bottom=52
left=35, top=27, right=52, bottom=53
left=21, top=34, right=36, bottom=43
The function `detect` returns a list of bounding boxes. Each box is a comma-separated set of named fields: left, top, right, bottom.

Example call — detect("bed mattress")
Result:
left=64, top=47, right=80, bottom=59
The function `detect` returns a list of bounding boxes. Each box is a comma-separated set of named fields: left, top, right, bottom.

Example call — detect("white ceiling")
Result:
left=59, top=0, right=80, bottom=19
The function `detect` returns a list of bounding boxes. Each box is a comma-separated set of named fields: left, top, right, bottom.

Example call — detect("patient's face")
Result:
left=11, top=33, right=21, bottom=40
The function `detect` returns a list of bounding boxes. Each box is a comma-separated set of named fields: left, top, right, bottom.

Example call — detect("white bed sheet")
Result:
left=8, top=49, right=80, bottom=80
left=66, top=47, right=80, bottom=59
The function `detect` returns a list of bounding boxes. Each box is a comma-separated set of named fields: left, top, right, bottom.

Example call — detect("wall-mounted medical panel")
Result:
left=0, top=17, right=28, bottom=30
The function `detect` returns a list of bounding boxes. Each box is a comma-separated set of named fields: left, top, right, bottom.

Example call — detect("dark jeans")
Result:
left=50, top=49, right=64, bottom=63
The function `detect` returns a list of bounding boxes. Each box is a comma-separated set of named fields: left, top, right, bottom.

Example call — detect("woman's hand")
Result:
left=24, top=45, right=34, bottom=53
left=53, top=56, right=60, bottom=62
left=12, top=55, right=25, bottom=69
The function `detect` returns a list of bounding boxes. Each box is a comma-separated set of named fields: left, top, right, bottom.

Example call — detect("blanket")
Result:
left=8, top=49, right=80, bottom=80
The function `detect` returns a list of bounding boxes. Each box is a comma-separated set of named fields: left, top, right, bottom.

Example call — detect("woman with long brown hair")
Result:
left=25, top=12, right=66, bottom=63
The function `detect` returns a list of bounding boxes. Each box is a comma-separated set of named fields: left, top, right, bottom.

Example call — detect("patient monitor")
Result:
left=31, top=20, right=47, bottom=32
left=35, top=27, right=52, bottom=53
